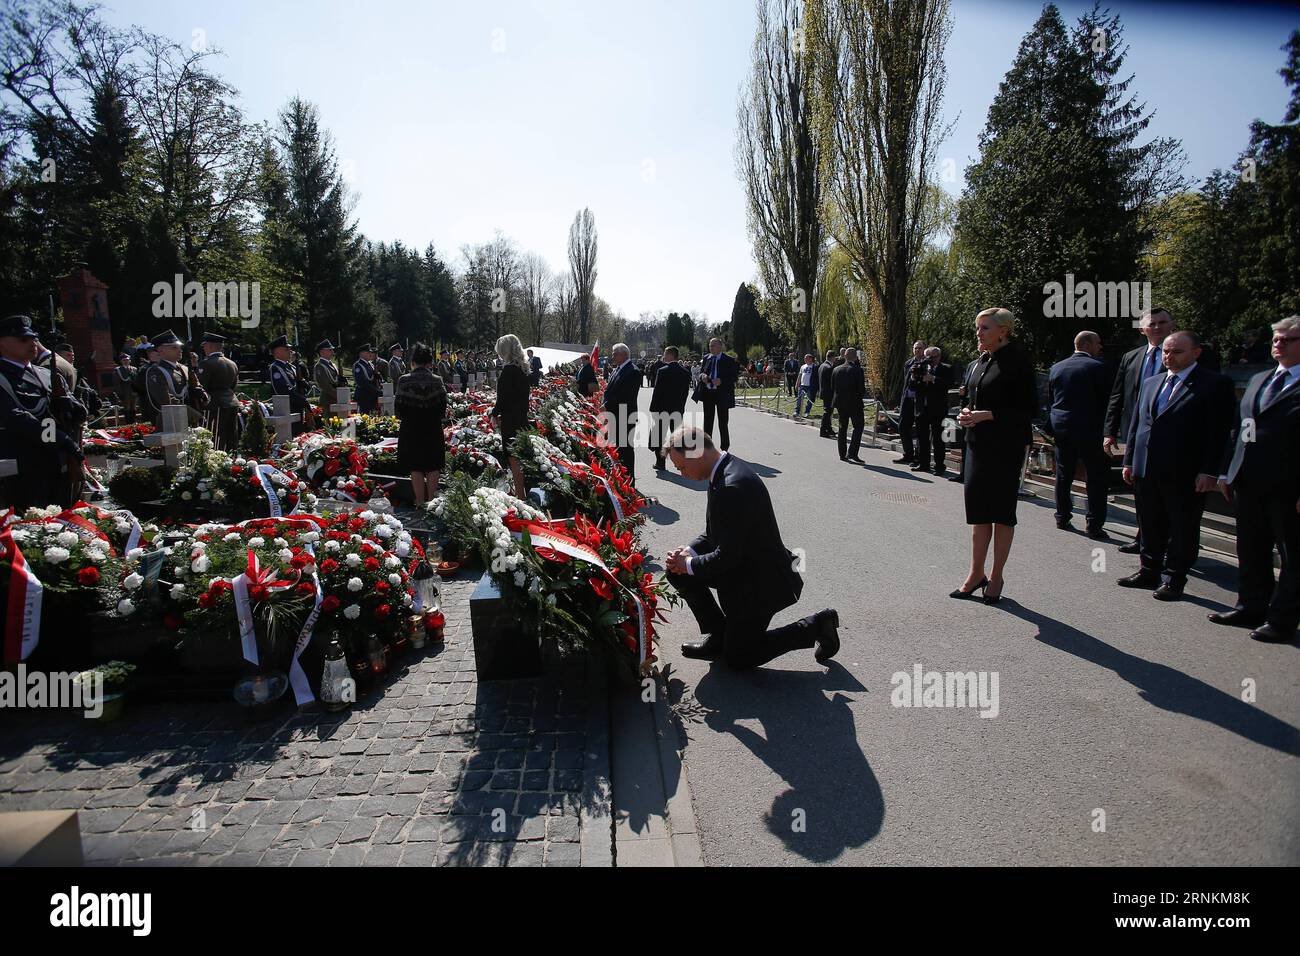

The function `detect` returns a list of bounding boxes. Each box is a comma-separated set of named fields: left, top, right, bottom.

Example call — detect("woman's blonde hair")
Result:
left=495, top=333, right=528, bottom=370
left=976, top=307, right=1015, bottom=337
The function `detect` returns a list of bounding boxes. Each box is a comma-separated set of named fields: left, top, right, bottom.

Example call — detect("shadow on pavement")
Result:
left=672, top=661, right=884, bottom=862
left=999, top=599, right=1300, bottom=757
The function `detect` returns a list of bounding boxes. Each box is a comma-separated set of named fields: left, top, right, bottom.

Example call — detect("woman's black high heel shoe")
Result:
left=949, top=577, right=988, bottom=600
left=983, top=580, right=1004, bottom=605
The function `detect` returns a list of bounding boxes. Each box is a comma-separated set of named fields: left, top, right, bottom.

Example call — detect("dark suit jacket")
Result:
left=690, top=454, right=803, bottom=620
left=1105, top=342, right=1162, bottom=442
left=831, top=361, right=866, bottom=412
left=1047, top=352, right=1109, bottom=444
left=1224, top=367, right=1300, bottom=493
left=649, top=362, right=691, bottom=413
left=490, top=363, right=530, bottom=435
left=575, top=362, right=598, bottom=397
left=899, top=356, right=923, bottom=401
left=965, top=340, right=1038, bottom=451
left=692, top=352, right=739, bottom=407
left=916, top=361, right=954, bottom=416
left=1124, top=363, right=1234, bottom=482
left=602, top=360, right=642, bottom=424
left=818, top=361, right=835, bottom=406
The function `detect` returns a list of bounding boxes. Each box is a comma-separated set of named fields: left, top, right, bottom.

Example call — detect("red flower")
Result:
left=77, top=567, right=100, bottom=586
left=211, top=579, right=233, bottom=593
left=325, top=446, right=340, bottom=459
left=291, top=553, right=314, bottom=569
left=163, top=613, right=183, bottom=630
left=374, top=604, right=392, bottom=620
left=296, top=581, right=316, bottom=597
left=319, top=558, right=339, bottom=574
left=321, top=595, right=341, bottom=613
left=588, top=575, right=614, bottom=601
left=364, top=557, right=380, bottom=572
left=375, top=581, right=390, bottom=593
left=250, top=585, right=271, bottom=603
left=198, top=593, right=214, bottom=609
left=348, top=518, right=365, bottom=531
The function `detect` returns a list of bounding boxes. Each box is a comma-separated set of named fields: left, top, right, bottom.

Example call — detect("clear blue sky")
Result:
left=100, top=0, right=1296, bottom=329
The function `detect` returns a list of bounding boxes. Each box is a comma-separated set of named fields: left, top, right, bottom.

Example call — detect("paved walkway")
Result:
left=0, top=574, right=610, bottom=866
left=634, top=389, right=1300, bottom=866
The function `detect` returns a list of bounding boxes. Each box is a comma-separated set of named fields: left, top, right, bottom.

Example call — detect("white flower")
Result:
left=278, top=548, right=294, bottom=563
left=301, top=532, right=320, bottom=543
left=116, top=598, right=136, bottom=617
left=546, top=594, right=557, bottom=606
left=86, top=550, right=106, bottom=565
left=170, top=583, right=185, bottom=599
left=127, top=547, right=144, bottom=560
left=213, top=491, right=226, bottom=503
left=274, top=538, right=287, bottom=547
left=359, top=510, right=376, bottom=521
left=197, top=481, right=208, bottom=492
left=345, top=553, right=361, bottom=567
left=248, top=537, right=265, bottom=547
left=388, top=573, right=402, bottom=586
left=277, top=489, right=287, bottom=499
left=56, top=530, right=78, bottom=548
left=191, top=555, right=210, bottom=574
left=347, top=577, right=363, bottom=592
left=192, top=541, right=207, bottom=552
left=122, top=572, right=144, bottom=590
left=384, top=556, right=401, bottom=569
left=181, top=491, right=193, bottom=501
left=326, top=540, right=341, bottom=552
left=513, top=570, right=526, bottom=588
left=343, top=604, right=361, bottom=620
left=43, top=546, right=71, bottom=564
left=375, top=525, right=393, bottom=539
left=395, top=542, right=410, bottom=558
left=200, top=492, right=212, bottom=500
left=112, top=521, right=130, bottom=534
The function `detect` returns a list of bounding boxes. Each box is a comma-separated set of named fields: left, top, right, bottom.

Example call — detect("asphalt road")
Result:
left=629, top=388, right=1300, bottom=866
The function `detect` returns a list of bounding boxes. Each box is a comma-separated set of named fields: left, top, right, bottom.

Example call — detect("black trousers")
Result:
left=898, top=394, right=917, bottom=460
left=785, top=374, right=796, bottom=397
left=915, top=410, right=947, bottom=472
left=1053, top=437, right=1110, bottom=530
left=648, top=408, right=685, bottom=465
left=615, top=443, right=635, bottom=482
left=1233, top=480, right=1300, bottom=629
left=702, top=397, right=731, bottom=450
left=667, top=559, right=815, bottom=669
left=819, top=396, right=835, bottom=436
left=1134, top=476, right=1205, bottom=582
left=837, top=404, right=864, bottom=459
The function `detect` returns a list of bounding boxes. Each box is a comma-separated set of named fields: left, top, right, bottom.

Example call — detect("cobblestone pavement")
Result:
left=0, top=573, right=611, bottom=866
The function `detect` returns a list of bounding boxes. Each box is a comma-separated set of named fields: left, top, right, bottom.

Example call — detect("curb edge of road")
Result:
left=650, top=678, right=703, bottom=867
left=580, top=655, right=615, bottom=867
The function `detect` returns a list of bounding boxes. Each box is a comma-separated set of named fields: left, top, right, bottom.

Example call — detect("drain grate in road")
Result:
left=870, top=491, right=930, bottom=505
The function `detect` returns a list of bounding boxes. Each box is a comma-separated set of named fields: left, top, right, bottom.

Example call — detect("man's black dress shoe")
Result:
left=1086, top=527, right=1110, bottom=541
left=1208, top=608, right=1265, bottom=628
left=1249, top=622, right=1296, bottom=643
left=1117, top=571, right=1161, bottom=589
left=813, top=608, right=840, bottom=664
left=847, top=456, right=864, bottom=464
left=893, top=456, right=913, bottom=464
left=1056, top=520, right=1074, bottom=531
left=1153, top=580, right=1185, bottom=601
left=839, top=455, right=848, bottom=461
left=933, top=469, right=947, bottom=477
left=1118, top=540, right=1141, bottom=554
left=911, top=464, right=932, bottom=474
left=681, top=634, right=723, bottom=661
left=947, top=473, right=963, bottom=483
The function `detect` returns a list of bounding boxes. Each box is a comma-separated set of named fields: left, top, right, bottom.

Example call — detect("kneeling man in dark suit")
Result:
left=663, top=425, right=840, bottom=667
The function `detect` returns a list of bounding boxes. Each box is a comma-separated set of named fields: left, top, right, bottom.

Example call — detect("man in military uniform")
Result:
left=388, top=343, right=407, bottom=384
left=0, top=315, right=87, bottom=511
left=52, top=339, right=103, bottom=419
left=314, top=339, right=345, bottom=414
left=112, top=352, right=137, bottom=422
left=268, top=335, right=308, bottom=435
left=353, top=343, right=380, bottom=414
left=199, top=332, right=241, bottom=449
left=145, top=329, right=208, bottom=427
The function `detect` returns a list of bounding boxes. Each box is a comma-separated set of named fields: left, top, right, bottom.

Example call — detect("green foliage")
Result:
left=239, top=402, right=273, bottom=458
left=108, top=466, right=171, bottom=508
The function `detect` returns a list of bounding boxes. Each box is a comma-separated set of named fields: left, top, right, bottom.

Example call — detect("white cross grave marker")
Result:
left=329, top=387, right=357, bottom=419
left=379, top=382, right=396, bottom=416
left=141, top=404, right=190, bottom=469
left=266, top=393, right=301, bottom=446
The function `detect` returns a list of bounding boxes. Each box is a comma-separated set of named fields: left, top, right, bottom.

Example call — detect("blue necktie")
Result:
left=1155, top=374, right=1178, bottom=413
left=1143, top=347, right=1159, bottom=380
left=1259, top=370, right=1290, bottom=410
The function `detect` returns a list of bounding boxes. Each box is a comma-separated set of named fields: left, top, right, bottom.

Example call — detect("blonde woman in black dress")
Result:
left=951, top=308, right=1040, bottom=605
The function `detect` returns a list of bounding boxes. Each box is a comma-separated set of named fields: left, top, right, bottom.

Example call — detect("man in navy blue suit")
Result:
left=602, top=342, right=642, bottom=482
left=692, top=337, right=739, bottom=451
left=1119, top=331, right=1234, bottom=600
left=1046, top=331, right=1113, bottom=539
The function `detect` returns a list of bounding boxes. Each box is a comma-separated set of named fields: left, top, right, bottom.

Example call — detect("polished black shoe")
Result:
left=933, top=469, right=948, bottom=477
left=839, top=455, right=848, bottom=462
left=1153, top=580, right=1185, bottom=601
left=1117, top=571, right=1161, bottom=589
left=1056, top=520, right=1074, bottom=531
left=847, top=456, right=864, bottom=464
left=813, top=608, right=840, bottom=664
left=949, top=577, right=988, bottom=599
left=893, top=456, right=913, bottom=464
left=1118, top=540, right=1141, bottom=554
left=911, top=464, right=932, bottom=473
left=1208, top=608, right=1266, bottom=628
left=1249, top=622, right=1296, bottom=644
left=1086, top=527, right=1111, bottom=541
left=947, top=473, right=963, bottom=483
left=653, top=458, right=666, bottom=470
left=681, top=635, right=723, bottom=661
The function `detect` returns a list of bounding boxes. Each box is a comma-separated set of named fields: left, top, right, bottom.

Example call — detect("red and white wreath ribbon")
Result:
left=1, top=524, right=43, bottom=666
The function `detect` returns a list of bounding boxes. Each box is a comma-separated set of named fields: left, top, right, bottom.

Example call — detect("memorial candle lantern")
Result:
left=425, top=609, right=446, bottom=643
left=319, top=633, right=352, bottom=712
left=366, top=635, right=389, bottom=676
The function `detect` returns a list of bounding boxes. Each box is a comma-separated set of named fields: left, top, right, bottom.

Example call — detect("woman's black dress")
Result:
left=491, top=362, right=531, bottom=460
left=394, top=367, right=447, bottom=472
left=962, top=340, right=1039, bottom=526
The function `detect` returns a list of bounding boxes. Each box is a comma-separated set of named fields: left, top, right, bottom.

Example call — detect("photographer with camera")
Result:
left=913, top=346, right=955, bottom=475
